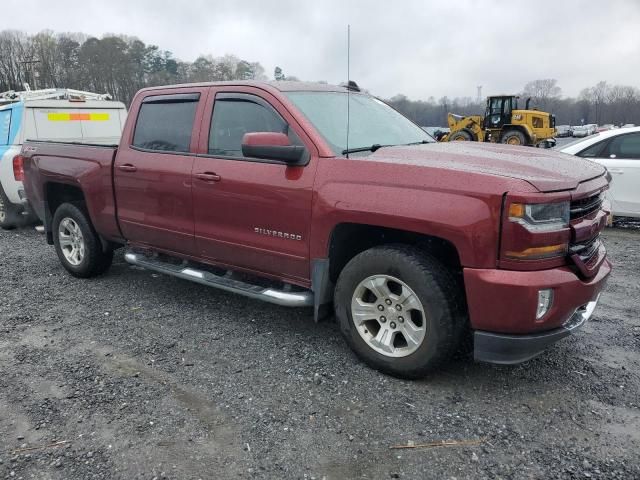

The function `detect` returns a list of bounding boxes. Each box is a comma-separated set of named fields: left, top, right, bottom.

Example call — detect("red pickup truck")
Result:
left=21, top=81, right=611, bottom=378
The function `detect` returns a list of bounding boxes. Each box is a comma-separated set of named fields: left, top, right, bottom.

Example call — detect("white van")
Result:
left=0, top=89, right=127, bottom=229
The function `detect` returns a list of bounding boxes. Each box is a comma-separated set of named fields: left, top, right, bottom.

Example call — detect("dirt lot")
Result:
left=1, top=226, right=639, bottom=480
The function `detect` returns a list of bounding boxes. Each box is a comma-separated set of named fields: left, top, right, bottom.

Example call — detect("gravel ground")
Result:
left=1, top=226, right=639, bottom=480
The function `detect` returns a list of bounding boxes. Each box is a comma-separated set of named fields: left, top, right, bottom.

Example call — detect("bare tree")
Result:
left=523, top=79, right=562, bottom=111
left=0, top=29, right=268, bottom=105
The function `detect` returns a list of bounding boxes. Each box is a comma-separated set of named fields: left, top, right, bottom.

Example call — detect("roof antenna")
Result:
left=346, top=24, right=350, bottom=159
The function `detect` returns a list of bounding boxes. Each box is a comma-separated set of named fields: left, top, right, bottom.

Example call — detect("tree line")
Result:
left=0, top=30, right=271, bottom=106
left=1, top=30, right=638, bottom=127
left=388, top=79, right=640, bottom=127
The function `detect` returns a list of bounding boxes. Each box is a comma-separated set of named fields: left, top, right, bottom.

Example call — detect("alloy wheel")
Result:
left=351, top=274, right=427, bottom=357
left=58, top=217, right=85, bottom=266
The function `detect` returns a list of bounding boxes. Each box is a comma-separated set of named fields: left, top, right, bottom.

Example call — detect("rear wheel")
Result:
left=448, top=130, right=474, bottom=142
left=52, top=202, right=113, bottom=278
left=501, top=129, right=527, bottom=146
left=0, top=186, right=21, bottom=230
left=334, top=245, right=465, bottom=379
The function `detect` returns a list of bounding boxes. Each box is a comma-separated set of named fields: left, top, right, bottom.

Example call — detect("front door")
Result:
left=595, top=132, right=640, bottom=217
left=114, top=89, right=207, bottom=255
left=191, top=89, right=317, bottom=284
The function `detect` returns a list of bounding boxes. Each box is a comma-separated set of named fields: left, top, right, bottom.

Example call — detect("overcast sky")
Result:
left=4, top=0, right=640, bottom=100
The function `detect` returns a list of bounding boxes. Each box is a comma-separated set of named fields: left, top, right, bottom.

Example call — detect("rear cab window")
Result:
left=133, top=93, right=200, bottom=153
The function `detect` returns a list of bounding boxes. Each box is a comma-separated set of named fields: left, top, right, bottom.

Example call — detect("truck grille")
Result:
left=569, top=191, right=607, bottom=277
left=570, top=192, right=603, bottom=220
left=570, top=235, right=600, bottom=262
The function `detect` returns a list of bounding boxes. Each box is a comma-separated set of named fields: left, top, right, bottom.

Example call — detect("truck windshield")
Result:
left=284, top=91, right=433, bottom=155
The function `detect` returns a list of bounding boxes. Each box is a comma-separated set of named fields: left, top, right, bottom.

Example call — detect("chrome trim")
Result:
left=124, top=252, right=313, bottom=308
left=563, top=294, right=600, bottom=330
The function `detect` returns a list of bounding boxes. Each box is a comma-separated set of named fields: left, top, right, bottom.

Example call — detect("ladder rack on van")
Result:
left=0, top=88, right=113, bottom=104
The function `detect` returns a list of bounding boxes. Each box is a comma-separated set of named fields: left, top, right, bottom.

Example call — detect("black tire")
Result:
left=448, top=130, right=474, bottom=142
left=501, top=129, right=527, bottom=146
left=52, top=202, right=113, bottom=278
left=0, top=185, right=22, bottom=230
left=334, top=245, right=466, bottom=379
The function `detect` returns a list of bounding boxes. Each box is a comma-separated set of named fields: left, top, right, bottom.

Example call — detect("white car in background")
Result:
left=559, top=127, right=640, bottom=218
left=571, top=125, right=589, bottom=138
left=0, top=89, right=127, bottom=229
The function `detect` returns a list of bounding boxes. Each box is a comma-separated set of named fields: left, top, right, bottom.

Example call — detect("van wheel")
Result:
left=334, top=245, right=465, bottom=379
left=501, top=130, right=527, bottom=146
left=52, top=202, right=113, bottom=278
left=0, top=186, right=21, bottom=230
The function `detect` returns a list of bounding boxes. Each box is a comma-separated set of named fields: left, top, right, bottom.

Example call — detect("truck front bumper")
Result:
left=464, top=259, right=611, bottom=364
left=474, top=295, right=599, bottom=364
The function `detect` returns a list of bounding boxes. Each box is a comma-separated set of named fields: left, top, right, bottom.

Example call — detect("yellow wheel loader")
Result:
left=442, top=96, right=556, bottom=147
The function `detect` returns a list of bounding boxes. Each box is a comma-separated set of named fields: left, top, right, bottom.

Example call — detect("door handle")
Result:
left=607, top=168, right=624, bottom=174
left=195, top=172, right=221, bottom=182
left=118, top=164, right=137, bottom=172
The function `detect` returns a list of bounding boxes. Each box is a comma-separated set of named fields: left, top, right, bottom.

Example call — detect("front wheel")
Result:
left=448, top=130, right=474, bottom=142
left=334, top=245, right=465, bottom=379
left=52, top=202, right=113, bottom=278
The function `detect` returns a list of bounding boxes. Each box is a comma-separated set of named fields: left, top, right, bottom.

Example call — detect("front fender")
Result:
left=310, top=163, right=507, bottom=268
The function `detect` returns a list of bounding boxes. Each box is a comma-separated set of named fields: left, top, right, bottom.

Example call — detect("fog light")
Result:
left=536, top=289, right=554, bottom=319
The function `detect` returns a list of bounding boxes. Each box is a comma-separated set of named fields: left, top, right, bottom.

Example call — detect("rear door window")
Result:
left=133, top=93, right=200, bottom=153
left=0, top=109, right=12, bottom=145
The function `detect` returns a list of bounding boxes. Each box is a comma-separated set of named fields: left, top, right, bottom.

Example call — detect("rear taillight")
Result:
left=500, top=196, right=571, bottom=265
left=13, top=154, right=24, bottom=181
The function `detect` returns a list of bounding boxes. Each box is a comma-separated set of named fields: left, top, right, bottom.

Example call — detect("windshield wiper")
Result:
left=342, top=144, right=389, bottom=155
left=341, top=140, right=431, bottom=156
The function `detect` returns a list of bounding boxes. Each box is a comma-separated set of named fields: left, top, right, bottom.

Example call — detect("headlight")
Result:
left=508, top=201, right=570, bottom=232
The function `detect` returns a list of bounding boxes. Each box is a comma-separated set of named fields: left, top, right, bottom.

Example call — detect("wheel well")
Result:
left=44, top=183, right=85, bottom=244
left=327, top=223, right=462, bottom=283
left=46, top=183, right=85, bottom=218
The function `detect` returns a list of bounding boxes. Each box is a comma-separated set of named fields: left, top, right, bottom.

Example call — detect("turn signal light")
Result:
left=505, top=243, right=568, bottom=260
left=508, top=203, right=525, bottom=218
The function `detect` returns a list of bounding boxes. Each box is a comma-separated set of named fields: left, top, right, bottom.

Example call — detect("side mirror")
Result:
left=241, top=132, right=305, bottom=163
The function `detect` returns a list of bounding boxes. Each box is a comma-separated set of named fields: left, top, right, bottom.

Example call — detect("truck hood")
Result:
left=367, top=142, right=605, bottom=192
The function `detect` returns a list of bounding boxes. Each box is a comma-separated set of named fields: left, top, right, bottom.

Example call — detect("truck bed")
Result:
left=22, top=140, right=122, bottom=243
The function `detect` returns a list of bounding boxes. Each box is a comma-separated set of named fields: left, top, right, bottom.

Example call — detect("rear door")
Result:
left=114, top=88, right=208, bottom=254
left=191, top=87, right=318, bottom=284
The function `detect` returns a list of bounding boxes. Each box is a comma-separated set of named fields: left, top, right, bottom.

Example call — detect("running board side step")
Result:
left=124, top=252, right=314, bottom=308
